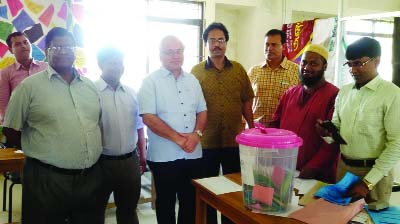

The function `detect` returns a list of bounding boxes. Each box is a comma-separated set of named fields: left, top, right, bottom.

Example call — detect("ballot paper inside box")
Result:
left=236, top=127, right=302, bottom=214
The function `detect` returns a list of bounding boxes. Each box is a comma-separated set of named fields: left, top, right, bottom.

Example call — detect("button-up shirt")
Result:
left=332, top=76, right=400, bottom=185
left=138, top=67, right=207, bottom=162
left=95, top=78, right=143, bottom=156
left=248, top=57, right=299, bottom=125
left=191, top=57, right=254, bottom=149
left=0, top=59, right=48, bottom=123
left=3, top=66, right=102, bottom=169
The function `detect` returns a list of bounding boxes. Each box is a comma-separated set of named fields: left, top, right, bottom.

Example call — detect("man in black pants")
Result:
left=3, top=27, right=104, bottom=223
left=95, top=46, right=146, bottom=224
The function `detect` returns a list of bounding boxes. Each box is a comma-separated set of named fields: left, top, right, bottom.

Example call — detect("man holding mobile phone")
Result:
left=317, top=37, right=400, bottom=209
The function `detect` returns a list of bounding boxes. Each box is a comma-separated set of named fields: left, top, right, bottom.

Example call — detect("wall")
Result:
left=202, top=0, right=400, bottom=71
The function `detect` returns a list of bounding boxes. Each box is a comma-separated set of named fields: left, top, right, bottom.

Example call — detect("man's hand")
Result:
left=315, top=119, right=330, bottom=137
left=175, top=134, right=188, bottom=150
left=181, top=133, right=200, bottom=153
left=345, top=180, right=371, bottom=202
left=298, top=167, right=318, bottom=179
left=139, top=154, right=147, bottom=175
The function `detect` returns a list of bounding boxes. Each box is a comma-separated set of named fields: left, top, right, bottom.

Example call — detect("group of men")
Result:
left=0, top=21, right=399, bottom=224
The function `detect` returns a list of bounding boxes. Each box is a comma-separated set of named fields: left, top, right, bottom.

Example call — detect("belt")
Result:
left=341, top=154, right=375, bottom=167
left=100, top=152, right=133, bottom=160
left=28, top=157, right=95, bottom=175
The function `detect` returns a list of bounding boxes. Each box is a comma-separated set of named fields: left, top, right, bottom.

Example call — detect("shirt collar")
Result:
left=260, top=56, right=292, bottom=69
left=47, top=66, right=82, bottom=81
left=354, top=75, right=381, bottom=91
left=159, top=66, right=186, bottom=78
left=205, top=56, right=232, bottom=69
left=15, top=59, right=39, bottom=70
left=97, top=77, right=125, bottom=92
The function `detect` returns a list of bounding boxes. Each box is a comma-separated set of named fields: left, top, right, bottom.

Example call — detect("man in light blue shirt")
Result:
left=95, top=46, right=146, bottom=224
left=138, top=35, right=207, bottom=224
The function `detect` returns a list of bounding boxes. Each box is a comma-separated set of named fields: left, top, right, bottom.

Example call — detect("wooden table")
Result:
left=192, top=173, right=305, bottom=224
left=0, top=148, right=25, bottom=173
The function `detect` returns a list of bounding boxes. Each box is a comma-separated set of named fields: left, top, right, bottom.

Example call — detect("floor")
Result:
left=0, top=173, right=158, bottom=224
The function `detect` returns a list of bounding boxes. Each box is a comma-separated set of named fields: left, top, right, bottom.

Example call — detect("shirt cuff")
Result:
left=321, top=136, right=335, bottom=144
left=364, top=168, right=384, bottom=186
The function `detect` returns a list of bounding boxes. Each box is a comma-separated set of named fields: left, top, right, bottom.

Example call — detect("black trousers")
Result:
left=98, top=154, right=141, bottom=224
left=202, top=148, right=241, bottom=224
left=148, top=158, right=203, bottom=224
left=22, top=157, right=104, bottom=224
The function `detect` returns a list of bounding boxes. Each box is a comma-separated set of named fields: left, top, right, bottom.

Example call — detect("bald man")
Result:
left=138, top=36, right=207, bottom=224
left=270, top=44, right=340, bottom=183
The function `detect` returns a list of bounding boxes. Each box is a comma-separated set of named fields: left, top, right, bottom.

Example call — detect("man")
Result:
left=138, top=35, right=207, bottom=224
left=0, top=32, right=47, bottom=124
left=318, top=37, right=400, bottom=208
left=191, top=22, right=254, bottom=224
left=95, top=46, right=146, bottom=224
left=270, top=44, right=339, bottom=183
left=2, top=27, right=103, bottom=223
left=248, top=29, right=299, bottom=126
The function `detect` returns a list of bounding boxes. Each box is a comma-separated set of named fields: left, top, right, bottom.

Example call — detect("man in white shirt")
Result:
left=95, top=46, right=146, bottom=224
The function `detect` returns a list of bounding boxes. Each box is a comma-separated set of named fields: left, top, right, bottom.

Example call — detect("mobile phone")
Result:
left=321, top=121, right=347, bottom=145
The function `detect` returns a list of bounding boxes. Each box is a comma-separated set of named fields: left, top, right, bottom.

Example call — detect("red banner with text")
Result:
left=282, top=20, right=315, bottom=64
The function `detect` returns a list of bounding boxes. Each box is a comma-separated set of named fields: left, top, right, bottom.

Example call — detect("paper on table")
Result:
left=194, top=176, right=242, bottom=195
left=294, top=177, right=318, bottom=195
left=15, top=150, right=23, bottom=153
left=298, top=181, right=330, bottom=206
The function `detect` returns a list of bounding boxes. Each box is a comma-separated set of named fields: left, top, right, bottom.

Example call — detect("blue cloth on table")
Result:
left=314, top=172, right=360, bottom=205
left=365, top=206, right=400, bottom=224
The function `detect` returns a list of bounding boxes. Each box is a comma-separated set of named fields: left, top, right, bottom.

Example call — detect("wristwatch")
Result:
left=194, top=130, right=203, bottom=137
left=362, top=178, right=374, bottom=191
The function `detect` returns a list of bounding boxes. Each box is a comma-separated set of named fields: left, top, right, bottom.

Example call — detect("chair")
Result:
left=138, top=170, right=156, bottom=209
left=0, top=143, right=22, bottom=223
left=3, top=172, right=22, bottom=223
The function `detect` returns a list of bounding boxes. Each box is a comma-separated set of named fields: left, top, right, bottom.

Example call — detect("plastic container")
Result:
left=236, top=127, right=302, bottom=214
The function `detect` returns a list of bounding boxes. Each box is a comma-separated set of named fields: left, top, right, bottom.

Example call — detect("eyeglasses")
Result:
left=48, top=46, right=76, bottom=52
left=207, top=38, right=226, bottom=45
left=343, top=57, right=374, bottom=69
left=161, top=49, right=184, bottom=56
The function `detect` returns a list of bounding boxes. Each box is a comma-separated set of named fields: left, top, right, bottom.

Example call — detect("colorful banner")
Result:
left=282, top=19, right=315, bottom=64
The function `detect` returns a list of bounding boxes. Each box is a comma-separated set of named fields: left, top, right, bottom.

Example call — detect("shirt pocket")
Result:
left=358, top=106, right=384, bottom=136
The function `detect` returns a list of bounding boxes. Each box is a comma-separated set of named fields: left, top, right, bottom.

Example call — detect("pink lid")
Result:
left=235, top=127, right=303, bottom=149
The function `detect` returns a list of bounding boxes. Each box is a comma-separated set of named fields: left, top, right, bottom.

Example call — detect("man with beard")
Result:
left=248, top=29, right=299, bottom=126
left=318, top=37, right=400, bottom=209
left=191, top=22, right=254, bottom=224
left=0, top=32, right=47, bottom=125
left=269, top=44, right=339, bottom=183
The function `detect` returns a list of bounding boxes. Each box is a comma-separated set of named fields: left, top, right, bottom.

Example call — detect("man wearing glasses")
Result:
left=318, top=37, right=400, bottom=209
left=3, top=27, right=104, bottom=223
left=191, top=22, right=254, bottom=224
left=0, top=32, right=47, bottom=125
left=138, top=35, right=207, bottom=224
left=248, top=29, right=299, bottom=126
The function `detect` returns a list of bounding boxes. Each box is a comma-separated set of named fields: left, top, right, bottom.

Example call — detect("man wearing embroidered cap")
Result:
left=270, top=44, right=340, bottom=183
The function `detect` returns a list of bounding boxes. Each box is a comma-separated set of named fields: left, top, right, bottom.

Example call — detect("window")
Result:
left=341, top=19, right=393, bottom=85
left=82, top=0, right=203, bottom=90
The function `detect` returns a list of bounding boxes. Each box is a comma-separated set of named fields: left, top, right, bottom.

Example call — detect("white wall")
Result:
left=201, top=0, right=400, bottom=71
